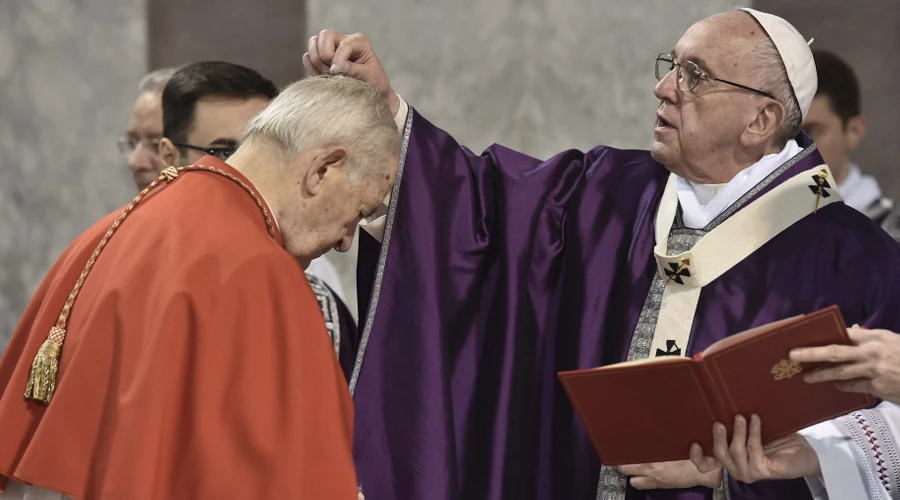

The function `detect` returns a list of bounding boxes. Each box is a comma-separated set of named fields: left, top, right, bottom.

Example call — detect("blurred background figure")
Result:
left=802, top=50, right=894, bottom=229
left=119, top=67, right=179, bottom=191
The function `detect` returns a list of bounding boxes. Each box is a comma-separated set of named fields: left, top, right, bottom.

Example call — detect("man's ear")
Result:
left=743, top=100, right=786, bottom=147
left=845, top=114, right=867, bottom=151
left=158, top=138, right=181, bottom=167
left=304, top=146, right=348, bottom=196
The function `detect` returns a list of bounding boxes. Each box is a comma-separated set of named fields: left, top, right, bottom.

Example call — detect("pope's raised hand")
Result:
left=303, top=30, right=400, bottom=115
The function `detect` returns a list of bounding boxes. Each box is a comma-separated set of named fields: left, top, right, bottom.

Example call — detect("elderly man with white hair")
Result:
left=0, top=75, right=398, bottom=500
left=305, top=7, right=900, bottom=500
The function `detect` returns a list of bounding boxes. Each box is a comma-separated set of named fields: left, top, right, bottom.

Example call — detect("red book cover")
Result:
left=558, top=306, right=873, bottom=466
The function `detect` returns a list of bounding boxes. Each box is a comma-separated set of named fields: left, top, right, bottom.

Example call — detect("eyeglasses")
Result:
left=172, top=142, right=238, bottom=161
left=655, top=52, right=775, bottom=100
left=117, top=137, right=161, bottom=157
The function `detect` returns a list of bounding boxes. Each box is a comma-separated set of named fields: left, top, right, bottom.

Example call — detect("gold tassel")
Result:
left=19, top=165, right=276, bottom=406
left=24, top=333, right=63, bottom=404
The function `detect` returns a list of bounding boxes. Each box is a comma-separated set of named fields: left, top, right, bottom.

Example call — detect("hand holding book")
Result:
left=689, top=414, right=820, bottom=484
left=559, top=306, right=872, bottom=466
left=790, top=326, right=900, bottom=404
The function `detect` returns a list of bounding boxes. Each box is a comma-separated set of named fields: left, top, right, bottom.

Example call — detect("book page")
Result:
left=580, top=355, right=692, bottom=371
left=701, top=314, right=801, bottom=357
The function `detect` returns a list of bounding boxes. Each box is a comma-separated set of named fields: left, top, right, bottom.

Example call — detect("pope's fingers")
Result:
left=331, top=39, right=357, bottom=70
left=728, top=415, right=750, bottom=473
left=711, top=422, right=738, bottom=477
left=628, top=476, right=654, bottom=490
left=689, top=443, right=721, bottom=473
left=746, top=415, right=767, bottom=477
left=307, top=36, right=329, bottom=74
left=331, top=34, right=375, bottom=69
left=847, top=327, right=880, bottom=344
left=330, top=36, right=377, bottom=79
left=803, top=362, right=872, bottom=384
left=302, top=53, right=323, bottom=76
left=836, top=378, right=875, bottom=394
left=789, top=343, right=865, bottom=364
left=617, top=464, right=646, bottom=476
left=315, top=30, right=346, bottom=65
left=328, top=60, right=367, bottom=82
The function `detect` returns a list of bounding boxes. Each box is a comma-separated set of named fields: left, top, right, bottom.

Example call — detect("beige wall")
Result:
left=0, top=0, right=144, bottom=348
left=307, top=0, right=749, bottom=158
left=0, top=0, right=310, bottom=349
left=148, top=0, right=307, bottom=88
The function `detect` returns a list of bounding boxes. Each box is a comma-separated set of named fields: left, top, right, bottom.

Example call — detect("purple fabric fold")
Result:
left=353, top=108, right=900, bottom=500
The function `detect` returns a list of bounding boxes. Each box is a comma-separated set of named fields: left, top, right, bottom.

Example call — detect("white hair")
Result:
left=748, top=35, right=802, bottom=146
left=137, top=66, right=180, bottom=94
left=243, top=75, right=400, bottom=181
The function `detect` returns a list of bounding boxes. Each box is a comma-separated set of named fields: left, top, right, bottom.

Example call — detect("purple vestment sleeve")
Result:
left=353, top=107, right=900, bottom=500
left=353, top=108, right=664, bottom=500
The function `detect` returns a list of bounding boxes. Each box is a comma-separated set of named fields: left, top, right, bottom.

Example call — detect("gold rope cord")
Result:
left=24, top=165, right=276, bottom=404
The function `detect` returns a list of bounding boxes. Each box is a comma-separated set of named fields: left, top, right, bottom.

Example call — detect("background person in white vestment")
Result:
left=802, top=50, right=896, bottom=236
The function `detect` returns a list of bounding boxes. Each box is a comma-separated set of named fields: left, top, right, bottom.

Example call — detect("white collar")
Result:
left=676, top=139, right=803, bottom=229
left=838, top=164, right=883, bottom=212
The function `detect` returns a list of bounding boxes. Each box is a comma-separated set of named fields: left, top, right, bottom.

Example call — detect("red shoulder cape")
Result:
left=0, top=158, right=357, bottom=499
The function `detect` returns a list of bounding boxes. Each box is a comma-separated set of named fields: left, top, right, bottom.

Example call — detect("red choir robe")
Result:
left=0, top=156, right=358, bottom=499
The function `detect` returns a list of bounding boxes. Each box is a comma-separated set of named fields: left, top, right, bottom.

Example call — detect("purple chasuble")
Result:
left=352, top=108, right=900, bottom=500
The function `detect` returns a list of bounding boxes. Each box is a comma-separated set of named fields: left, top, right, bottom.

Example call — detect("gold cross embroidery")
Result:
left=813, top=169, right=829, bottom=213
left=664, top=258, right=691, bottom=286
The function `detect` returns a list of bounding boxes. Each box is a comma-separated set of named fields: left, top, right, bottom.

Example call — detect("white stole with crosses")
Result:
left=647, top=165, right=842, bottom=359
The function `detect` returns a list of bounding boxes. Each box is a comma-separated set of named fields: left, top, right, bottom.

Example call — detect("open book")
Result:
left=558, top=306, right=873, bottom=466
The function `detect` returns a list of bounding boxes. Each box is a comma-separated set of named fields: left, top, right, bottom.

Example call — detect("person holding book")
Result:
left=690, top=325, right=900, bottom=499
left=306, top=7, right=900, bottom=500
